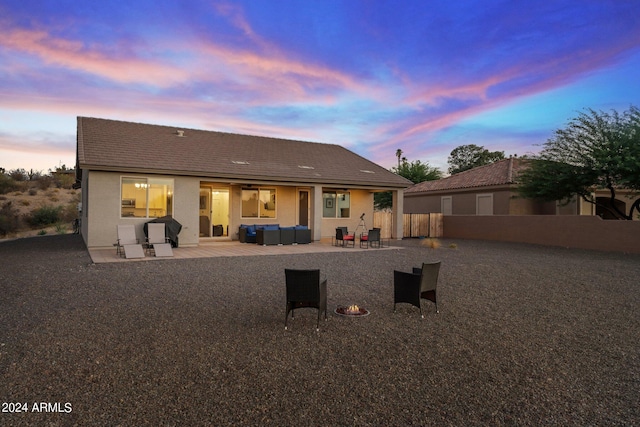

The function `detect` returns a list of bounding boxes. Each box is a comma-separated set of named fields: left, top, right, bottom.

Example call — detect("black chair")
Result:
left=360, top=228, right=381, bottom=248
left=393, top=262, right=441, bottom=318
left=335, top=227, right=355, bottom=248
left=285, top=269, right=328, bottom=331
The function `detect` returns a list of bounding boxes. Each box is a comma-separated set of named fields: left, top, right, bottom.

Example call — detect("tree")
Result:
left=395, top=149, right=403, bottom=168
left=447, top=144, right=505, bottom=174
left=518, top=106, right=640, bottom=220
left=375, top=159, right=443, bottom=210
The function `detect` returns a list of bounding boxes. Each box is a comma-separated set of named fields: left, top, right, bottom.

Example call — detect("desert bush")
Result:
left=54, top=173, right=75, bottom=189
left=27, top=205, right=62, bottom=227
left=60, top=203, right=79, bottom=222
left=449, top=243, right=458, bottom=249
left=28, top=188, right=38, bottom=196
left=8, top=169, right=28, bottom=181
left=0, top=201, right=20, bottom=236
left=0, top=174, right=19, bottom=195
left=55, top=223, right=68, bottom=234
left=37, top=175, right=54, bottom=191
left=421, top=238, right=441, bottom=249
left=19, top=200, right=30, bottom=206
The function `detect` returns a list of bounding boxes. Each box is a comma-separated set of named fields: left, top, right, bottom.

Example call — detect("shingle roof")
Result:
left=77, top=117, right=411, bottom=188
left=405, top=158, right=528, bottom=194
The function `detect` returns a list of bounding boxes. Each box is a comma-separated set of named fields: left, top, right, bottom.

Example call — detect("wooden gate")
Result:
left=373, top=212, right=443, bottom=238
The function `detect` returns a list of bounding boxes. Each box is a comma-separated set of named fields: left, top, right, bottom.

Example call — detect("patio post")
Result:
left=392, top=189, right=404, bottom=240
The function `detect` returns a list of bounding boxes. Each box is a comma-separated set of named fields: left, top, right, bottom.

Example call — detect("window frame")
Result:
left=241, top=187, right=277, bottom=219
left=322, top=190, right=351, bottom=218
left=120, top=176, right=174, bottom=219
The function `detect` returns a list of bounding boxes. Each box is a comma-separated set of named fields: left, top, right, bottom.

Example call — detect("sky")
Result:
left=1, top=0, right=639, bottom=174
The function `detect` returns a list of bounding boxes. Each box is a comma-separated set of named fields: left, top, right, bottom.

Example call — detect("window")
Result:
left=121, top=177, right=174, bottom=218
left=441, top=196, right=452, bottom=215
left=242, top=188, right=276, bottom=218
left=323, top=191, right=350, bottom=218
left=476, top=193, right=493, bottom=215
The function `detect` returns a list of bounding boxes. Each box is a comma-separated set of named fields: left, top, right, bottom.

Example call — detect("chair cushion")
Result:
left=295, top=225, right=308, bottom=230
left=264, top=224, right=280, bottom=231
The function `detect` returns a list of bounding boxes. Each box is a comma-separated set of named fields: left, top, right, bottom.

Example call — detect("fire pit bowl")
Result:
left=335, top=304, right=370, bottom=317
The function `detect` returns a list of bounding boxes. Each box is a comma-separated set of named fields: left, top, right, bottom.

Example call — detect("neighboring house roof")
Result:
left=77, top=117, right=411, bottom=189
left=405, top=158, right=528, bottom=194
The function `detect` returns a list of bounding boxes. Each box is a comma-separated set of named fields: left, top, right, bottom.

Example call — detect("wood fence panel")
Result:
left=429, top=213, right=443, bottom=237
left=411, top=214, right=431, bottom=237
left=373, top=212, right=393, bottom=238
left=376, top=212, right=443, bottom=238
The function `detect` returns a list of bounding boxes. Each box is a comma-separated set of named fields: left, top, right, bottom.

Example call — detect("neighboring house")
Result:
left=404, top=158, right=554, bottom=216
left=75, top=117, right=411, bottom=248
left=404, top=157, right=640, bottom=219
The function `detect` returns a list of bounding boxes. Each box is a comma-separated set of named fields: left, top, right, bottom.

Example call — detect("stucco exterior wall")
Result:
left=82, top=171, right=383, bottom=247
left=319, top=190, right=373, bottom=239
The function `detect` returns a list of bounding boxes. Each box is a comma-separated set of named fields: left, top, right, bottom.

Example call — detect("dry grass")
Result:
left=421, top=237, right=441, bottom=249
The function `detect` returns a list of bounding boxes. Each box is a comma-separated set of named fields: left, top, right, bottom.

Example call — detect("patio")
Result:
left=1, top=234, right=639, bottom=425
left=89, top=239, right=401, bottom=263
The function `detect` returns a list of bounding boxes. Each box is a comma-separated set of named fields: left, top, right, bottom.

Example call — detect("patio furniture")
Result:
left=257, top=226, right=281, bottom=245
left=144, top=216, right=182, bottom=247
left=360, top=228, right=381, bottom=248
left=285, top=269, right=328, bottom=331
left=335, top=227, right=355, bottom=247
left=146, top=223, right=173, bottom=256
left=393, top=261, right=441, bottom=318
left=279, top=227, right=295, bottom=245
left=294, top=225, right=311, bottom=244
left=115, top=224, right=144, bottom=258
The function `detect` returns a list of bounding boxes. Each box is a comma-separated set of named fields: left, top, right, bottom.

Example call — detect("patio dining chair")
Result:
left=360, top=228, right=381, bottom=248
left=115, top=224, right=144, bottom=258
left=285, top=269, right=328, bottom=331
left=393, top=261, right=441, bottom=318
left=335, top=227, right=355, bottom=248
left=146, top=223, right=173, bottom=256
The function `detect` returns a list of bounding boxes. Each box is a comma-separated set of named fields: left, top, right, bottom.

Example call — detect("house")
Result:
left=75, top=117, right=411, bottom=248
left=404, top=157, right=639, bottom=219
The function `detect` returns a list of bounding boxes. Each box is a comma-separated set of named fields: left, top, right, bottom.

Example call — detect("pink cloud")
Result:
left=0, top=28, right=192, bottom=87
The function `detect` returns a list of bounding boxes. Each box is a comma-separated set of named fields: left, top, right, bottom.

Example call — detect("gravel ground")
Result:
left=1, top=234, right=639, bottom=426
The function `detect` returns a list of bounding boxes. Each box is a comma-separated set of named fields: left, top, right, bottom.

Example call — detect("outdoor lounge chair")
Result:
left=285, top=269, right=327, bottom=331
left=146, top=223, right=173, bottom=257
left=393, top=261, right=441, bottom=318
left=115, top=224, right=144, bottom=258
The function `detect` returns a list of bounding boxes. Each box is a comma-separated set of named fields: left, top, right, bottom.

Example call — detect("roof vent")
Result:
left=298, top=165, right=315, bottom=170
left=176, top=130, right=185, bottom=137
left=232, top=160, right=250, bottom=165
left=360, top=169, right=375, bottom=174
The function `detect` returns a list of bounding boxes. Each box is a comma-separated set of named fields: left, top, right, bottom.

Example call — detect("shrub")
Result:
left=0, top=201, right=20, bottom=236
left=55, top=223, right=68, bottom=234
left=37, top=175, right=54, bottom=191
left=27, top=205, right=62, bottom=227
left=37, top=230, right=47, bottom=235
left=421, top=238, right=441, bottom=249
left=449, top=243, right=458, bottom=249
left=19, top=200, right=30, bottom=206
left=28, top=188, right=38, bottom=196
left=0, top=174, right=19, bottom=195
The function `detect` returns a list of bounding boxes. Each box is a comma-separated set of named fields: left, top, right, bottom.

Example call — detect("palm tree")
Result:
left=396, top=149, right=403, bottom=168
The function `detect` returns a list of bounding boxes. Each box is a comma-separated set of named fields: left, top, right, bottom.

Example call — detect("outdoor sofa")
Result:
left=239, top=224, right=311, bottom=245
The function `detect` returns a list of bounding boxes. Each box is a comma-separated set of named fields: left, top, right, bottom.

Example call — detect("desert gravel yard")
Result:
left=1, top=234, right=639, bottom=426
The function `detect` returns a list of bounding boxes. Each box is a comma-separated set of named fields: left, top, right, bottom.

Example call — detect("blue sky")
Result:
left=1, top=0, right=639, bottom=173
